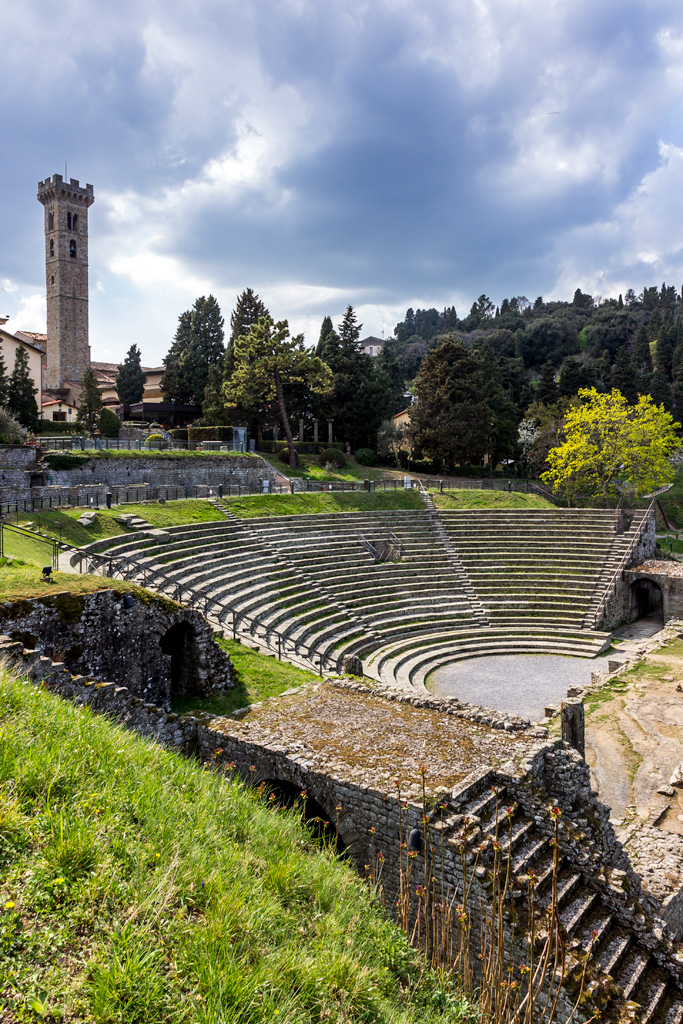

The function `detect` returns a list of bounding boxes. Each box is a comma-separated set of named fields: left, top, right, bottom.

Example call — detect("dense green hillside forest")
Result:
left=165, top=284, right=683, bottom=474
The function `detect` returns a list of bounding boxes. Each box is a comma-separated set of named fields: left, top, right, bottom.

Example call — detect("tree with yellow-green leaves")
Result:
left=542, top=388, right=682, bottom=500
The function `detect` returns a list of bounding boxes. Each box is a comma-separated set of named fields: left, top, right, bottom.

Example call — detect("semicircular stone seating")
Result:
left=84, top=503, right=650, bottom=693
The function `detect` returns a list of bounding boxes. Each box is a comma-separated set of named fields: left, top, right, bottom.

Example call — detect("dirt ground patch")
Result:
left=585, top=640, right=683, bottom=829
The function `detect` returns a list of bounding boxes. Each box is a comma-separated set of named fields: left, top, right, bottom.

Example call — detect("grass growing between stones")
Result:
left=11, top=500, right=226, bottom=551
left=172, top=638, right=320, bottom=716
left=0, top=664, right=475, bottom=1024
left=431, top=490, right=554, bottom=510
left=224, top=490, right=424, bottom=517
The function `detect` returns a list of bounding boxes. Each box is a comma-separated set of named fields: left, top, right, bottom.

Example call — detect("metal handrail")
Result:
left=0, top=520, right=58, bottom=569
left=68, top=544, right=332, bottom=677
left=591, top=501, right=654, bottom=628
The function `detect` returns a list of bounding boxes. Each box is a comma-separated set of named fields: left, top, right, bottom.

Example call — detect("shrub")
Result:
left=168, top=428, right=188, bottom=441
left=35, top=419, right=83, bottom=435
left=0, top=408, right=23, bottom=445
left=144, top=433, right=168, bottom=450
left=99, top=408, right=122, bottom=438
left=355, top=448, right=376, bottom=467
left=43, top=452, right=91, bottom=470
left=319, top=448, right=346, bottom=468
left=188, top=426, right=234, bottom=442
left=279, top=447, right=300, bottom=466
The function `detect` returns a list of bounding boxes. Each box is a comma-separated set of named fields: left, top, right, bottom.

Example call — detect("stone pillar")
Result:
left=328, top=420, right=333, bottom=444
left=561, top=700, right=585, bottom=758
left=313, top=419, right=318, bottom=443
left=299, top=418, right=304, bottom=442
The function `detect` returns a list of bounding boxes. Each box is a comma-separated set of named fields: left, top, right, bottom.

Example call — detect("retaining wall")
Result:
left=0, top=589, right=235, bottom=710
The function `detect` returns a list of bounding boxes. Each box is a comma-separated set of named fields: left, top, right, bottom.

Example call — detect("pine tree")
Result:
left=115, top=344, right=147, bottom=405
left=536, top=362, right=558, bottom=405
left=160, top=296, right=225, bottom=404
left=225, top=288, right=269, bottom=377
left=0, top=345, right=8, bottom=408
left=77, top=367, right=104, bottom=433
left=411, top=336, right=489, bottom=467
left=7, top=345, right=38, bottom=428
left=673, top=358, right=683, bottom=418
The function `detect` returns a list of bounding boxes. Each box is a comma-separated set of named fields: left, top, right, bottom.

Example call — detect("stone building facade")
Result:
left=37, top=174, right=94, bottom=399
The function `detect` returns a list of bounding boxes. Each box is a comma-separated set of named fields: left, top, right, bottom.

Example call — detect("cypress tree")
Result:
left=610, top=347, right=638, bottom=404
left=673, top=358, right=683, bottom=419
left=115, top=344, right=147, bottom=405
left=558, top=359, right=583, bottom=399
left=77, top=367, right=104, bottom=433
left=0, top=345, right=8, bottom=408
left=536, top=362, right=558, bottom=405
left=316, top=316, right=339, bottom=362
left=161, top=310, right=193, bottom=403
left=633, top=326, right=653, bottom=375
left=649, top=364, right=673, bottom=412
left=657, top=310, right=675, bottom=379
left=7, top=345, right=38, bottom=428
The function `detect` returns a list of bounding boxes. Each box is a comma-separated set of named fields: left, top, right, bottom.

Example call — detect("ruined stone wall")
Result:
left=0, top=446, right=39, bottom=470
left=0, top=589, right=234, bottom=710
left=43, top=454, right=275, bottom=492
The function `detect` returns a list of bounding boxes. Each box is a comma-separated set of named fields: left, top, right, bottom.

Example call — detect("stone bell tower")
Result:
left=37, top=174, right=94, bottom=399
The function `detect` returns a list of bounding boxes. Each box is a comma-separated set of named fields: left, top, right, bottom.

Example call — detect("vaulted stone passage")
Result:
left=629, top=577, right=664, bottom=623
left=261, top=778, right=346, bottom=853
left=160, top=621, right=200, bottom=698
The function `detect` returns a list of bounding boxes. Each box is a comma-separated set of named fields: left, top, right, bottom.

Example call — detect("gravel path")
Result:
left=429, top=653, right=611, bottom=722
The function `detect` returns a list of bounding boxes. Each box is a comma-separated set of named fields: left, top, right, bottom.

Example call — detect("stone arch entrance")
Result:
left=159, top=621, right=201, bottom=698
left=629, top=578, right=664, bottom=624
left=261, top=778, right=346, bottom=854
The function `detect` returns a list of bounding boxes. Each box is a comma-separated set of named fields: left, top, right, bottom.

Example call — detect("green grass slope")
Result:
left=0, top=666, right=474, bottom=1023
left=224, top=490, right=424, bottom=517
left=431, top=490, right=554, bottom=510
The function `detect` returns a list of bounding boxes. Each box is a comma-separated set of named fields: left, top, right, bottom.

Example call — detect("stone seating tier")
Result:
left=84, top=506, right=646, bottom=688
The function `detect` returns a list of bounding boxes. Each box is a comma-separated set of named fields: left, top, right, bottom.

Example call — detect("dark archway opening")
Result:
left=160, top=622, right=201, bottom=698
left=261, top=778, right=346, bottom=854
left=629, top=579, right=664, bottom=624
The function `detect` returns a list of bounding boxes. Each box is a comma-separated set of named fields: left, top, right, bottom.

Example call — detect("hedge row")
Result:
left=35, top=420, right=84, bottom=434
left=258, top=440, right=344, bottom=454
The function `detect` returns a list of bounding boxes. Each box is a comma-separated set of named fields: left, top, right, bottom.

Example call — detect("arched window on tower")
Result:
left=49, top=239, right=54, bottom=257
left=48, top=212, right=54, bottom=231
left=70, top=240, right=76, bottom=258
left=67, top=212, right=72, bottom=230
left=73, top=213, right=79, bottom=231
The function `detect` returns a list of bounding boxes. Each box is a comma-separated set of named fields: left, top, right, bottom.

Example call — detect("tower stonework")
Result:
left=37, top=174, right=94, bottom=396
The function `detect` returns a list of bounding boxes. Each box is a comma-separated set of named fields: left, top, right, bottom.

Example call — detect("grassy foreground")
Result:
left=0, top=666, right=474, bottom=1023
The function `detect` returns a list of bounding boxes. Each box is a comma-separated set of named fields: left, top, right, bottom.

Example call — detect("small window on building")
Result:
left=50, top=276, right=54, bottom=285
left=73, top=213, right=79, bottom=231
left=49, top=239, right=54, bottom=257
left=369, top=347, right=374, bottom=356
left=48, top=212, right=54, bottom=230
left=67, top=212, right=72, bottom=230
left=53, top=412, right=67, bottom=422
left=70, top=240, right=76, bottom=258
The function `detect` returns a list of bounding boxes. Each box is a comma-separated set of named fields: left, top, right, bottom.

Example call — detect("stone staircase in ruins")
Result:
left=443, top=772, right=683, bottom=1023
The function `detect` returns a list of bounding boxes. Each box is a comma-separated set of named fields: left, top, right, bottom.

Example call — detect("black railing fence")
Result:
left=70, top=546, right=337, bottom=678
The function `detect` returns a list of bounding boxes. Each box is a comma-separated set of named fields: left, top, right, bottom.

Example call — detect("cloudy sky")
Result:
left=3, top=0, right=683, bottom=365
